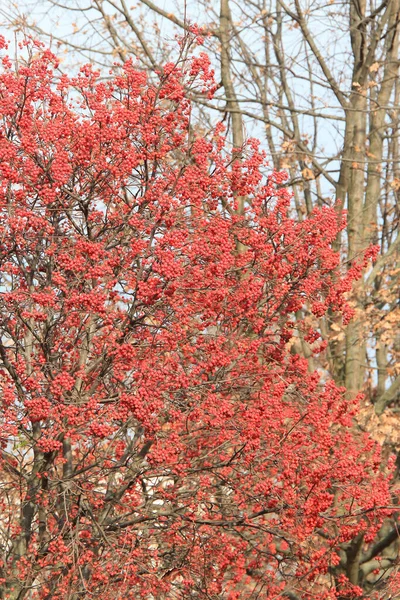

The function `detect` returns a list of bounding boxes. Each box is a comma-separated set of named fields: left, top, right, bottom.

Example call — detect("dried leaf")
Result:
left=302, top=168, right=315, bottom=180
left=391, top=178, right=400, bottom=190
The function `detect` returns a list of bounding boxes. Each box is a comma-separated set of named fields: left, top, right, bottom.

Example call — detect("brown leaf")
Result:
left=302, top=168, right=315, bottom=180
left=391, top=178, right=400, bottom=190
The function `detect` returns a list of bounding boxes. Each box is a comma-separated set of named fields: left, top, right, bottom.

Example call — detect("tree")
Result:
left=0, top=38, right=397, bottom=599
left=4, top=0, right=398, bottom=413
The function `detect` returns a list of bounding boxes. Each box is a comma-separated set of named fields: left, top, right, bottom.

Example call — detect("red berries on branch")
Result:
left=0, top=38, right=393, bottom=599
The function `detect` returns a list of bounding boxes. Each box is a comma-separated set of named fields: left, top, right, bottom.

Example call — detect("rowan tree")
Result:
left=0, top=38, right=397, bottom=599
left=3, top=0, right=399, bottom=411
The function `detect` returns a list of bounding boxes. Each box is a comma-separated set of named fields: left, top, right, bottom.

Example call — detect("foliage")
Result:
left=0, top=39, right=395, bottom=599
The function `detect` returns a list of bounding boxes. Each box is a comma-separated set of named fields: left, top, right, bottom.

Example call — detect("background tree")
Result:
left=0, top=38, right=397, bottom=599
